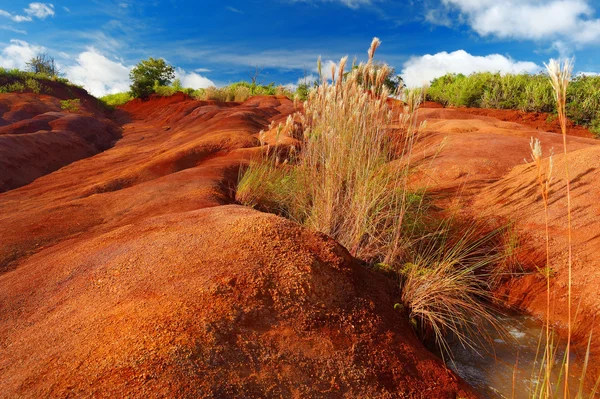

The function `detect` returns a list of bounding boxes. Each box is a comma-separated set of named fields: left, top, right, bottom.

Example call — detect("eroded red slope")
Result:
left=0, top=91, right=121, bottom=192
left=411, top=106, right=600, bottom=380
left=0, top=94, right=475, bottom=398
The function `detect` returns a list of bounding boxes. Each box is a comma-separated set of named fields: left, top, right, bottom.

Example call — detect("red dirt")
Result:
left=0, top=92, right=476, bottom=398
left=422, top=102, right=596, bottom=138
left=411, top=106, right=600, bottom=381
left=0, top=91, right=120, bottom=192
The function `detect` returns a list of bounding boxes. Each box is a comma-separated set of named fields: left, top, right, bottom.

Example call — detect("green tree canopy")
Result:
left=129, top=57, right=175, bottom=98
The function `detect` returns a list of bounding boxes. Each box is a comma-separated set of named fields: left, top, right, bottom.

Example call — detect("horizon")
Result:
left=1, top=0, right=599, bottom=97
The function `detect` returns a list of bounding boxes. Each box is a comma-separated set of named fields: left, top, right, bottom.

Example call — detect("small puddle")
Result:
left=448, top=311, right=595, bottom=398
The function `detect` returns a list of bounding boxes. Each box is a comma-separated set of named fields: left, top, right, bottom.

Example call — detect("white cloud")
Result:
left=298, top=74, right=318, bottom=85
left=174, top=68, right=214, bottom=89
left=12, top=15, right=33, bottom=22
left=65, top=49, right=132, bottom=97
left=194, top=67, right=211, bottom=73
left=0, top=3, right=54, bottom=23
left=400, top=50, right=541, bottom=87
left=24, top=3, right=55, bottom=19
left=320, top=59, right=337, bottom=78
left=442, top=0, right=600, bottom=46
left=0, top=39, right=215, bottom=97
left=0, top=39, right=44, bottom=69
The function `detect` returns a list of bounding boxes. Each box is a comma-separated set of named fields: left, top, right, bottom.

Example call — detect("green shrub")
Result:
left=6, top=81, right=25, bottom=92
left=60, top=99, right=81, bottom=112
left=100, top=92, right=133, bottom=107
left=24, top=78, right=42, bottom=94
left=129, top=57, right=175, bottom=98
left=427, top=72, right=600, bottom=134
left=0, top=67, right=82, bottom=96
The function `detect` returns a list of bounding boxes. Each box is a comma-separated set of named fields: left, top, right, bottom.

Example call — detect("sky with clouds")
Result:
left=0, top=0, right=599, bottom=96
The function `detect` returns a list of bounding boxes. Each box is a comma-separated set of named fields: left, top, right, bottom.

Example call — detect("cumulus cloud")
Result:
left=442, top=0, right=600, bottom=45
left=65, top=49, right=132, bottom=97
left=0, top=39, right=214, bottom=97
left=174, top=68, right=214, bottom=89
left=0, top=2, right=54, bottom=23
left=64, top=53, right=214, bottom=96
left=400, top=50, right=541, bottom=87
left=0, top=39, right=44, bottom=69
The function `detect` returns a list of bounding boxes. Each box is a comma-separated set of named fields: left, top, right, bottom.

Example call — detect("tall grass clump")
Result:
left=547, top=58, right=575, bottom=397
left=398, top=222, right=508, bottom=357
left=529, top=136, right=554, bottom=397
left=240, top=38, right=421, bottom=261
left=238, top=38, right=510, bottom=357
left=525, top=58, right=600, bottom=399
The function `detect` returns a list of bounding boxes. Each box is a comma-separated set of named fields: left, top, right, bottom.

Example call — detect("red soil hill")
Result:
left=0, top=92, right=476, bottom=398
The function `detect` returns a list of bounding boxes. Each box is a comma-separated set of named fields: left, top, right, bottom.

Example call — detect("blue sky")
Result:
left=1, top=0, right=599, bottom=96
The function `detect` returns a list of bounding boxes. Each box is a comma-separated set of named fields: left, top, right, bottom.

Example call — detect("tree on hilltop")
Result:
left=26, top=53, right=60, bottom=77
left=129, top=57, right=175, bottom=98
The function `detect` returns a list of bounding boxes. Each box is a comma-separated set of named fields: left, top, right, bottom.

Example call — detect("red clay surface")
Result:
left=421, top=101, right=596, bottom=138
left=0, top=90, right=120, bottom=192
left=411, top=106, right=600, bottom=381
left=0, top=92, right=476, bottom=398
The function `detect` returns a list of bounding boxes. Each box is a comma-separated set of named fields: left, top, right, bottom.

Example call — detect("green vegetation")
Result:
left=60, top=99, right=81, bottom=112
left=0, top=68, right=56, bottom=94
left=427, top=71, right=600, bottom=136
left=129, top=57, right=175, bottom=98
left=237, top=39, right=510, bottom=358
left=99, top=92, right=133, bottom=107
left=0, top=62, right=84, bottom=96
left=26, top=53, right=60, bottom=77
left=197, top=82, right=293, bottom=102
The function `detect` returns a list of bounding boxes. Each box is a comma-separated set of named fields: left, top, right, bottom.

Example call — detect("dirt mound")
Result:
left=471, top=145, right=600, bottom=376
left=0, top=94, right=475, bottom=397
left=414, top=105, right=600, bottom=380
left=0, top=205, right=474, bottom=398
left=0, top=92, right=121, bottom=192
left=413, top=107, right=598, bottom=193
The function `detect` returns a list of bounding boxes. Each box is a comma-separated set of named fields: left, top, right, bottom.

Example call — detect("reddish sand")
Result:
left=0, top=92, right=476, bottom=398
left=0, top=91, right=120, bottom=192
left=421, top=101, right=596, bottom=138
left=411, top=106, right=600, bottom=380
